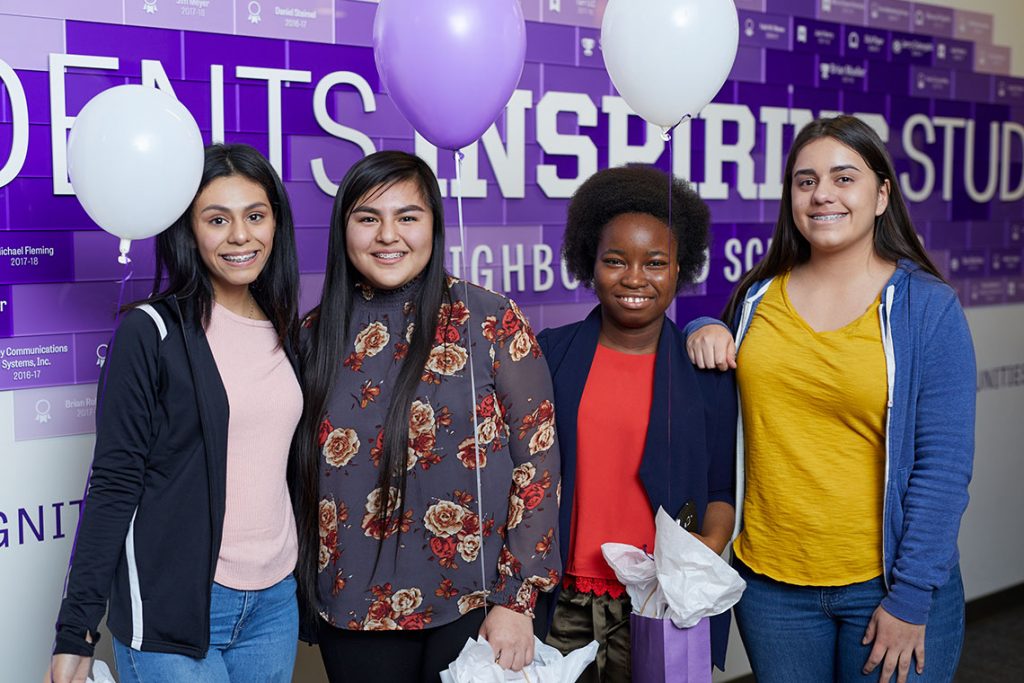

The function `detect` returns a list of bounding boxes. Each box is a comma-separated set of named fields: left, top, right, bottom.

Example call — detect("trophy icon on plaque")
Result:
left=96, top=343, right=108, bottom=369
left=581, top=37, right=596, bottom=57
left=249, top=1, right=262, bottom=24
left=143, top=0, right=158, bottom=14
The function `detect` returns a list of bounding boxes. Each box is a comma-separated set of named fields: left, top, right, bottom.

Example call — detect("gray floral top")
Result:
left=310, top=277, right=561, bottom=631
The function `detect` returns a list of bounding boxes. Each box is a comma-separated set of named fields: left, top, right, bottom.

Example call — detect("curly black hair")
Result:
left=562, top=165, right=709, bottom=290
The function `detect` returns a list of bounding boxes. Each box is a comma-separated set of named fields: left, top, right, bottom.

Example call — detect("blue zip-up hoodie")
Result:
left=684, top=259, right=975, bottom=626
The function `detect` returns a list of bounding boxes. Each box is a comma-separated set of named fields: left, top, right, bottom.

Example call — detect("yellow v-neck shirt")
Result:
left=734, top=273, right=887, bottom=586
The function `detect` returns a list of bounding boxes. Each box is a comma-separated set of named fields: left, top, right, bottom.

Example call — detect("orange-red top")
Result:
left=568, top=343, right=657, bottom=585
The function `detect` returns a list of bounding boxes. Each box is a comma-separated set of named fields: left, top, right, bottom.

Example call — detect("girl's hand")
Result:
left=479, top=605, right=535, bottom=671
left=862, top=605, right=926, bottom=683
left=45, top=654, right=92, bottom=683
left=685, top=325, right=737, bottom=371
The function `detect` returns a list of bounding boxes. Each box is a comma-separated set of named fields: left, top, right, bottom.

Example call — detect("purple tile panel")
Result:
left=910, top=3, right=953, bottom=38
left=441, top=192, right=507, bottom=226
left=729, top=47, right=765, bottom=83
left=0, top=14, right=64, bottom=72
left=126, top=0, right=234, bottom=34
left=74, top=330, right=113, bottom=384
left=794, top=84, right=841, bottom=113
left=334, top=0, right=376, bottom=47
left=765, top=51, right=815, bottom=88
left=966, top=278, right=1006, bottom=307
left=954, top=72, right=991, bottom=103
left=183, top=32, right=287, bottom=82
left=0, top=332, right=76, bottom=389
left=235, top=0, right=333, bottom=43
left=792, top=19, right=843, bottom=57
left=526, top=21, right=576, bottom=66
left=73, top=232, right=157, bottom=282
left=817, top=0, right=867, bottom=25
left=12, top=382, right=100, bottom=440
left=541, top=0, right=607, bottom=29
left=174, top=78, right=239, bottom=132
left=520, top=0, right=543, bottom=23
left=543, top=63, right=610, bottom=101
left=966, top=222, right=1007, bottom=248
left=738, top=11, right=791, bottom=50
left=64, top=72, right=131, bottom=116
left=0, top=0, right=121, bottom=23
left=0, top=231, right=74, bottom=284
left=975, top=45, right=1011, bottom=77
left=506, top=184, right=569, bottom=224
left=286, top=180, right=334, bottom=228
left=890, top=32, right=935, bottom=65
left=816, top=57, right=868, bottom=92
left=933, top=38, right=973, bottom=71
left=12, top=281, right=139, bottom=335
left=909, top=66, right=952, bottom=99
left=867, top=0, right=910, bottom=31
left=991, top=248, right=1023, bottom=276
left=287, top=43, right=378, bottom=89
left=867, top=60, right=909, bottom=95
left=13, top=72, right=53, bottom=125
left=766, top=0, right=815, bottom=19
left=0, top=124, right=54, bottom=179
left=7, top=179, right=96, bottom=230
left=844, top=25, right=888, bottom=59
left=67, top=21, right=184, bottom=80
left=993, top=78, right=1024, bottom=107
left=949, top=249, right=987, bottom=278
left=294, top=227, right=330, bottom=274
left=735, top=0, right=768, bottom=10
left=286, top=133, right=366, bottom=184
left=0, top=284, right=11, bottom=336
left=953, top=9, right=993, bottom=44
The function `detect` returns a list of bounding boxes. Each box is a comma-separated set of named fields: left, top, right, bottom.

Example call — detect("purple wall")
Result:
left=0, top=0, right=1021, bottom=408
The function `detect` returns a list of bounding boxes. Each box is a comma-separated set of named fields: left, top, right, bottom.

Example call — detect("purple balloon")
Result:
left=373, top=0, right=526, bottom=151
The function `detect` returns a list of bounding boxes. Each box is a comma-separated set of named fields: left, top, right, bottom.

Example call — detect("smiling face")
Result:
left=593, top=212, right=679, bottom=335
left=191, top=174, right=275, bottom=301
left=790, top=136, right=890, bottom=259
left=345, top=179, right=434, bottom=291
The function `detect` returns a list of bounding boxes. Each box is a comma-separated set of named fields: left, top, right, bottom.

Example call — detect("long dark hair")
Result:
left=142, top=143, right=299, bottom=347
left=722, top=115, right=944, bottom=325
left=293, top=151, right=450, bottom=612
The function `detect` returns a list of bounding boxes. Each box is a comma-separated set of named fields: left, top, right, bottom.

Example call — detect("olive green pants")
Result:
left=546, top=586, right=632, bottom=683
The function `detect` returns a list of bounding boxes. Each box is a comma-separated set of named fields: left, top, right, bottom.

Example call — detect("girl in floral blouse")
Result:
left=293, top=151, right=561, bottom=681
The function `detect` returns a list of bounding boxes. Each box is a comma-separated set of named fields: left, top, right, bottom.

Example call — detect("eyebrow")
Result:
left=602, top=248, right=671, bottom=257
left=200, top=202, right=269, bottom=213
left=351, top=204, right=426, bottom=215
left=794, top=164, right=862, bottom=176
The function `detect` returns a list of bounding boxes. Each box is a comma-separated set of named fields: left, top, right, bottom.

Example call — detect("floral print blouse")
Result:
left=311, top=277, right=561, bottom=631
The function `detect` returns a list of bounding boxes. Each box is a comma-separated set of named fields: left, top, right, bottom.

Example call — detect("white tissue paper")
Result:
left=440, top=636, right=598, bottom=683
left=602, top=507, right=746, bottom=629
left=87, top=660, right=116, bottom=683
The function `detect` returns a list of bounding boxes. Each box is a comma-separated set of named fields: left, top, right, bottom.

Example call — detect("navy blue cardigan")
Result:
left=538, top=306, right=737, bottom=670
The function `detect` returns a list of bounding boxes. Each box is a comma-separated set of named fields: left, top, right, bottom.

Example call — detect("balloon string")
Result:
left=54, top=255, right=134, bottom=647
left=455, top=149, right=489, bottom=615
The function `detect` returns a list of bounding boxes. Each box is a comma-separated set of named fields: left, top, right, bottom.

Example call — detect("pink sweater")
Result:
left=206, top=303, right=301, bottom=590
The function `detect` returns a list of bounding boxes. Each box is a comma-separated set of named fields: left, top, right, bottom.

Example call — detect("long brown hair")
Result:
left=722, top=115, right=944, bottom=325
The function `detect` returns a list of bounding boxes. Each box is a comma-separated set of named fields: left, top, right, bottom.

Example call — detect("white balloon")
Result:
left=601, top=0, right=739, bottom=130
left=68, top=85, right=204, bottom=257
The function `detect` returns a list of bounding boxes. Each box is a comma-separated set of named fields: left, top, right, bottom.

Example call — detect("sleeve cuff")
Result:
left=881, top=580, right=932, bottom=625
left=489, top=577, right=538, bottom=618
left=682, top=316, right=728, bottom=338
left=53, top=626, right=99, bottom=657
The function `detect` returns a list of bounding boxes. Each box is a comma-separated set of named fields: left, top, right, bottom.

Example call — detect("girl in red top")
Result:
left=538, top=165, right=737, bottom=681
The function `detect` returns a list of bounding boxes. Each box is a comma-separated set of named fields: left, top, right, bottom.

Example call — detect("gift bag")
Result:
left=630, top=615, right=711, bottom=683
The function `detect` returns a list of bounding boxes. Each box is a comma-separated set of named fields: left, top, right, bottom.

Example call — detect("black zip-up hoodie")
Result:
left=53, top=295, right=299, bottom=657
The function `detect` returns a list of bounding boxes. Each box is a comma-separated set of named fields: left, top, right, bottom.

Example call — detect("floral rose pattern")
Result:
left=311, top=279, right=560, bottom=630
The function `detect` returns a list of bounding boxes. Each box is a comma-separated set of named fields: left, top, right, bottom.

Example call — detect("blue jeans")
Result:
left=733, top=561, right=964, bottom=683
left=112, top=575, right=298, bottom=683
